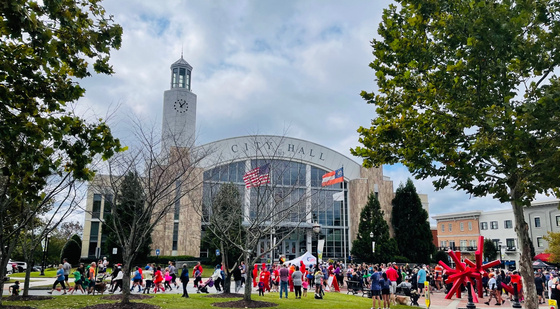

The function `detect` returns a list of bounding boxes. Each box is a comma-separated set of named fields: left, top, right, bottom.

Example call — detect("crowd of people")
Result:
left=42, top=255, right=560, bottom=308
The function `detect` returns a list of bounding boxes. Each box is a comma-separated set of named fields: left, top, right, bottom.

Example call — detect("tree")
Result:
left=0, top=0, right=122, bottom=302
left=351, top=192, right=398, bottom=263
left=197, top=135, right=324, bottom=303
left=92, top=120, right=209, bottom=304
left=434, top=250, right=449, bottom=264
left=391, top=179, right=434, bottom=263
left=203, top=182, right=244, bottom=294
left=351, top=1, right=560, bottom=308
left=57, top=222, right=84, bottom=241
left=60, top=238, right=81, bottom=266
left=101, top=172, right=152, bottom=266
left=483, top=239, right=499, bottom=262
left=544, top=232, right=560, bottom=263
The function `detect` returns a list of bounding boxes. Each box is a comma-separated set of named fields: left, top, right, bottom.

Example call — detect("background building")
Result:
left=81, top=57, right=402, bottom=262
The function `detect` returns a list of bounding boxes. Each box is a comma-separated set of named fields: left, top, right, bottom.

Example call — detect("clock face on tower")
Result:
left=174, top=98, right=188, bottom=113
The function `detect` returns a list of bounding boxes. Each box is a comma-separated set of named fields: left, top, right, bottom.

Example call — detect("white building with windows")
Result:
left=524, top=200, right=560, bottom=256
left=479, top=210, right=519, bottom=269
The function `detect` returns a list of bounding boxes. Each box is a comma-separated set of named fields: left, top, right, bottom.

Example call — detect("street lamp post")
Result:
left=271, top=228, right=276, bottom=264
left=40, top=233, right=51, bottom=276
left=313, top=222, right=321, bottom=264
left=498, top=241, right=503, bottom=268
left=369, top=232, right=375, bottom=255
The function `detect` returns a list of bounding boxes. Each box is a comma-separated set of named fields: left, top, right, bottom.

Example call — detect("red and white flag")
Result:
left=243, top=163, right=270, bottom=188
left=322, top=167, right=344, bottom=186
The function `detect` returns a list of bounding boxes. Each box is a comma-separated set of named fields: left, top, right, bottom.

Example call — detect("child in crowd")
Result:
left=302, top=278, right=309, bottom=297
left=164, top=267, right=173, bottom=291
left=9, top=280, right=20, bottom=296
left=153, top=267, right=165, bottom=293
left=71, top=269, right=85, bottom=294
left=258, top=281, right=265, bottom=296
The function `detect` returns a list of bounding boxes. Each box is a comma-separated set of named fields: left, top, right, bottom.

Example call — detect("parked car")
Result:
left=8, top=260, right=26, bottom=273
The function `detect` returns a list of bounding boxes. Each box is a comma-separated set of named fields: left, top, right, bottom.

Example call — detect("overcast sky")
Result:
left=72, top=0, right=556, bottom=224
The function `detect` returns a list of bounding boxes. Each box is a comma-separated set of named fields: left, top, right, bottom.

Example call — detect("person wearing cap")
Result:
left=109, top=265, right=123, bottom=293
left=484, top=272, right=502, bottom=305
left=211, top=264, right=223, bottom=292
left=143, top=265, right=153, bottom=294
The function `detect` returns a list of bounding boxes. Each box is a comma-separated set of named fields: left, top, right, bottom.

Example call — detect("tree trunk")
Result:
left=0, top=257, right=8, bottom=307
left=22, top=254, right=35, bottom=296
left=121, top=255, right=133, bottom=304
left=221, top=241, right=232, bottom=294
left=511, top=195, right=537, bottom=309
left=243, top=253, right=252, bottom=301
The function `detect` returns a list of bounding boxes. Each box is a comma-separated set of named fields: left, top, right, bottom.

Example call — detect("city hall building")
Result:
left=81, top=57, right=399, bottom=262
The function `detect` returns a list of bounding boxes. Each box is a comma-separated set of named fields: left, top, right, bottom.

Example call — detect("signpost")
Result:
left=216, top=249, right=220, bottom=256
left=424, top=281, right=430, bottom=309
left=112, top=248, right=117, bottom=255
left=155, top=249, right=160, bottom=266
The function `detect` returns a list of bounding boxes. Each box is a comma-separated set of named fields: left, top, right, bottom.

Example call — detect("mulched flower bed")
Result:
left=81, top=303, right=160, bottom=309
left=212, top=300, right=278, bottom=308
left=5, top=295, right=53, bottom=301
left=205, top=293, right=244, bottom=298
left=101, top=294, right=154, bottom=301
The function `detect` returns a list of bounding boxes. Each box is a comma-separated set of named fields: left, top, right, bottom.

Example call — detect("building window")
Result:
left=460, top=222, right=464, bottom=231
left=493, top=239, right=500, bottom=248
left=469, top=240, right=476, bottom=248
left=460, top=240, right=467, bottom=250
left=441, top=224, right=445, bottom=232
left=504, top=220, right=513, bottom=229
left=103, top=194, right=113, bottom=220
left=556, top=215, right=560, bottom=227
left=481, top=222, right=488, bottom=230
left=535, top=217, right=541, bottom=228
left=537, top=237, right=544, bottom=248
left=490, top=221, right=498, bottom=230
left=172, top=222, right=179, bottom=251
left=440, top=241, right=446, bottom=247
left=449, top=224, right=452, bottom=232
left=449, top=241, right=456, bottom=250
left=506, top=238, right=515, bottom=249
left=468, top=222, right=472, bottom=230
left=92, top=194, right=102, bottom=219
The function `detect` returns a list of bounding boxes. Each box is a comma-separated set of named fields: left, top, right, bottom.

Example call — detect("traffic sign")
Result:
left=155, top=249, right=160, bottom=256
left=216, top=249, right=220, bottom=256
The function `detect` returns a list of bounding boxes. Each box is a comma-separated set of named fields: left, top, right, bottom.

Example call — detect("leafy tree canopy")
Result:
left=351, top=192, right=398, bottom=263
left=544, top=232, right=560, bottom=264
left=483, top=239, right=499, bottom=262
left=0, top=0, right=124, bottom=206
left=351, top=1, right=560, bottom=308
left=392, top=179, right=434, bottom=263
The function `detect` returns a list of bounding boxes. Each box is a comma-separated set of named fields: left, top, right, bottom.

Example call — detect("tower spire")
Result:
left=181, top=44, right=183, bottom=58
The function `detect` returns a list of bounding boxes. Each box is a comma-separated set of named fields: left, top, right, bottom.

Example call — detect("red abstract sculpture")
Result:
left=438, top=236, right=501, bottom=302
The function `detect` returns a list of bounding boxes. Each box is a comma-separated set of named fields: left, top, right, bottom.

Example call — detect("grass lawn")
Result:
left=3, top=292, right=419, bottom=309
left=10, top=269, right=58, bottom=278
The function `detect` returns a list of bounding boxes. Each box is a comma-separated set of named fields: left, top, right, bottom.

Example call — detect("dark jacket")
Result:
left=180, top=267, right=190, bottom=283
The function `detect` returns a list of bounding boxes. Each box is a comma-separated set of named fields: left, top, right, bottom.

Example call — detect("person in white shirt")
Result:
left=484, top=273, right=500, bottom=306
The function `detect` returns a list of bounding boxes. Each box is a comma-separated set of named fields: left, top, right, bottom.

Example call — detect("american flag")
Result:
left=243, top=163, right=270, bottom=188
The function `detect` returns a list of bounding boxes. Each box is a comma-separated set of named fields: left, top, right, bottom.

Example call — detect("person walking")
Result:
left=109, top=266, right=123, bottom=293
left=180, top=264, right=190, bottom=298
left=70, top=267, right=84, bottom=294
left=48, top=264, right=67, bottom=295
left=292, top=266, right=303, bottom=299
left=279, top=264, right=290, bottom=299
left=233, top=264, right=242, bottom=293
left=62, top=258, right=72, bottom=291
left=169, top=261, right=179, bottom=290
left=143, top=266, right=153, bottom=294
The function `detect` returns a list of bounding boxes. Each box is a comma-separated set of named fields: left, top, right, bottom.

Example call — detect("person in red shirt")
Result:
left=434, top=265, right=443, bottom=291
left=386, top=263, right=398, bottom=294
left=259, top=264, right=271, bottom=292
left=271, top=265, right=280, bottom=292
left=253, top=264, right=258, bottom=287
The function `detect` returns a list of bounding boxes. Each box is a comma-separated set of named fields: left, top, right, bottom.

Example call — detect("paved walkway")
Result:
left=3, top=278, right=553, bottom=308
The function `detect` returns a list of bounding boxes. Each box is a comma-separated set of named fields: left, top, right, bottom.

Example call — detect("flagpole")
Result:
left=341, top=166, right=347, bottom=270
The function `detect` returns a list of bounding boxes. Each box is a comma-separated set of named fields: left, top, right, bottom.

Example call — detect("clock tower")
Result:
left=161, top=56, right=197, bottom=151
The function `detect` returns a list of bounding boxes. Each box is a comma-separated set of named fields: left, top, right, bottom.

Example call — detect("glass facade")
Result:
left=202, top=159, right=349, bottom=261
